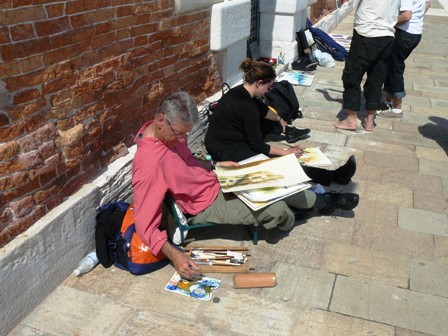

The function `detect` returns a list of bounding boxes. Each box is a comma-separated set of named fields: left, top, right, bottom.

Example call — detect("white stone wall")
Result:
left=0, top=147, right=135, bottom=335
left=210, top=0, right=251, bottom=86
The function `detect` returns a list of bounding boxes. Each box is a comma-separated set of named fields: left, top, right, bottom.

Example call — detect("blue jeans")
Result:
left=384, top=28, right=422, bottom=99
left=342, top=30, right=394, bottom=111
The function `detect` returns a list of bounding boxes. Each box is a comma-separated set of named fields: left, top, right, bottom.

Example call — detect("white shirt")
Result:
left=354, top=0, right=401, bottom=38
left=396, top=0, right=429, bottom=34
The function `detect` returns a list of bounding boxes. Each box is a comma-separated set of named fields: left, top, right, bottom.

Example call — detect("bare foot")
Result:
left=334, top=119, right=357, bottom=131
left=361, top=119, right=376, bottom=132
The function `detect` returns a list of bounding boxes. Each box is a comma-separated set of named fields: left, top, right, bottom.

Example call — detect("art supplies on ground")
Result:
left=165, top=272, right=221, bottom=301
left=329, top=34, right=352, bottom=50
left=233, top=273, right=277, bottom=289
left=184, top=246, right=252, bottom=273
left=277, top=71, right=315, bottom=87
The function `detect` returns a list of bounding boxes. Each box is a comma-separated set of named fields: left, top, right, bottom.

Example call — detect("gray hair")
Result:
left=156, top=91, right=199, bottom=126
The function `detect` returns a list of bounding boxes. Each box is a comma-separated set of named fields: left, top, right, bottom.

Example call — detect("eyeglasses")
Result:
left=165, top=118, right=189, bottom=139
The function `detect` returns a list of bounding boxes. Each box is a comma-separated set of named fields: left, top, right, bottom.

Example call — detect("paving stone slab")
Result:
left=434, top=236, right=448, bottom=264
left=352, top=201, right=434, bottom=260
left=419, top=158, right=448, bottom=178
left=330, top=276, right=448, bottom=336
left=321, top=242, right=409, bottom=288
left=410, top=259, right=448, bottom=298
left=116, top=309, right=212, bottom=336
left=416, top=146, right=448, bottom=162
left=398, top=207, right=448, bottom=237
left=16, top=286, right=134, bottom=336
left=364, top=182, right=413, bottom=207
left=294, top=309, right=395, bottom=336
left=263, top=262, right=335, bottom=308
left=200, top=290, right=301, bottom=336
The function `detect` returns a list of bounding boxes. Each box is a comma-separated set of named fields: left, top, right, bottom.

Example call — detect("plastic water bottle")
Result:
left=73, top=251, right=99, bottom=276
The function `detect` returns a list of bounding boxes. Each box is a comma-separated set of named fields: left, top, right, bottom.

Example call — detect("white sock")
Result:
left=385, top=100, right=392, bottom=106
left=391, top=108, right=402, bottom=114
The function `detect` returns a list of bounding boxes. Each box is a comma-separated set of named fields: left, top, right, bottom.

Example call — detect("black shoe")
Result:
left=290, top=207, right=314, bottom=220
left=319, top=191, right=359, bottom=215
left=333, top=155, right=356, bottom=185
left=285, top=126, right=310, bottom=143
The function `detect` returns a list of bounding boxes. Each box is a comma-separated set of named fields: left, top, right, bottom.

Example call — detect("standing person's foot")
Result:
left=318, top=191, right=359, bottom=215
left=333, top=155, right=356, bottom=185
left=376, top=108, right=403, bottom=119
left=285, top=126, right=310, bottom=143
left=334, top=119, right=357, bottom=131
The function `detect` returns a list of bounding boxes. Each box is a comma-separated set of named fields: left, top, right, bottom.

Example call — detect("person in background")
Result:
left=377, top=0, right=431, bottom=119
left=334, top=0, right=401, bottom=132
left=132, top=91, right=359, bottom=279
left=205, top=58, right=357, bottom=186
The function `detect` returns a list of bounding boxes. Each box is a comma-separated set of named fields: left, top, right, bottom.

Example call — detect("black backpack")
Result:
left=262, top=80, right=303, bottom=124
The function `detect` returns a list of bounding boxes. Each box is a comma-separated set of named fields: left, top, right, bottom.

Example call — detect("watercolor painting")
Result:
left=214, top=154, right=310, bottom=193
left=278, top=72, right=315, bottom=86
left=165, top=272, right=221, bottom=301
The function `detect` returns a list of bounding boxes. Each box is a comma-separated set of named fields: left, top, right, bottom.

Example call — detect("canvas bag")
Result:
left=306, top=18, right=348, bottom=61
left=95, top=201, right=169, bottom=275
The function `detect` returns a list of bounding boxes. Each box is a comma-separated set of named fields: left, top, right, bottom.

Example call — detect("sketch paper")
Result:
left=235, top=183, right=312, bottom=211
left=278, top=71, right=315, bottom=86
left=215, top=154, right=310, bottom=193
left=297, top=148, right=332, bottom=167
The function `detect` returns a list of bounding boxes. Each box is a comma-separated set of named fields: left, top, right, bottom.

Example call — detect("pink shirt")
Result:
left=132, top=121, right=220, bottom=255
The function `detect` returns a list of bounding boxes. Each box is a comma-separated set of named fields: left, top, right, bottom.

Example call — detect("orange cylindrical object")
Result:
left=233, top=273, right=277, bottom=288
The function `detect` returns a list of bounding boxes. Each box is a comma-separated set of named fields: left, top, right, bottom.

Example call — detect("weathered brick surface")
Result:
left=0, top=0, right=222, bottom=247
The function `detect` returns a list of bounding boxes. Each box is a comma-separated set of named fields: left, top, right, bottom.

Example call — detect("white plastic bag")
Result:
left=313, top=49, right=335, bottom=68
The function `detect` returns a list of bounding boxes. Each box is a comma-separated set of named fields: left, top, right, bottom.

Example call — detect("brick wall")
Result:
left=0, top=0, right=222, bottom=247
left=310, top=0, right=350, bottom=23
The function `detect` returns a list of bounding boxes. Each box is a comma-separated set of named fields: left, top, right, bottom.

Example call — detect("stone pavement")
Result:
left=8, top=3, right=448, bottom=336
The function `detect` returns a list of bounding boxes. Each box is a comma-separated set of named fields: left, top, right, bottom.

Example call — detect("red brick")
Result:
left=0, top=27, right=10, bottom=43
left=0, top=208, right=13, bottom=232
left=42, top=73, right=77, bottom=95
left=117, top=5, right=134, bottom=17
left=0, top=6, right=46, bottom=25
left=12, top=0, right=33, bottom=7
left=84, top=7, right=115, bottom=25
left=45, top=3, right=65, bottom=18
left=13, top=88, right=41, bottom=104
left=0, top=59, right=21, bottom=78
left=0, top=121, right=26, bottom=142
left=43, top=41, right=89, bottom=67
left=33, top=185, right=61, bottom=205
left=17, top=123, right=57, bottom=152
left=1, top=37, right=51, bottom=61
left=2, top=177, right=40, bottom=203
left=23, top=113, right=46, bottom=133
left=1, top=205, right=46, bottom=243
left=6, top=98, right=47, bottom=122
left=56, top=124, right=84, bottom=147
left=0, top=172, right=29, bottom=192
left=29, top=153, right=59, bottom=180
left=65, top=0, right=97, bottom=15
left=35, top=17, right=71, bottom=36
left=10, top=23, right=35, bottom=41
left=10, top=195, right=34, bottom=218
left=19, top=55, right=44, bottom=73
left=70, top=13, right=89, bottom=28
left=0, top=141, right=20, bottom=161
left=51, top=26, right=96, bottom=49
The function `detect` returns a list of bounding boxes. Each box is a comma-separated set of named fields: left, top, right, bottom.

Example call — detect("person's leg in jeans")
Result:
left=335, top=31, right=384, bottom=131
left=382, top=29, right=422, bottom=115
left=362, top=35, right=394, bottom=130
